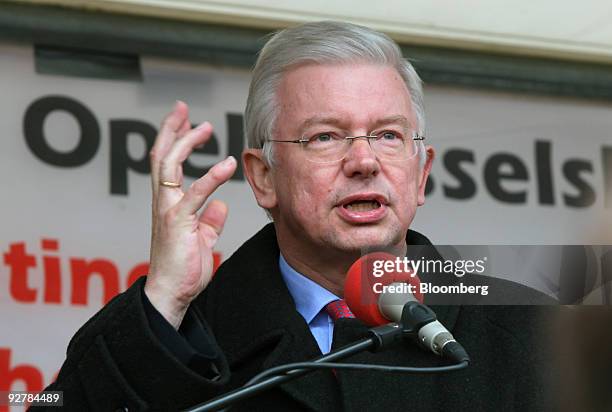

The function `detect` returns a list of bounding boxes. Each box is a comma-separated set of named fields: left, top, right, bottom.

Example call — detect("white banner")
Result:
left=1, top=42, right=611, bottom=408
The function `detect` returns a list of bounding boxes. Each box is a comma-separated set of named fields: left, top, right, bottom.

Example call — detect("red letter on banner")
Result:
left=42, top=238, right=62, bottom=304
left=3, top=243, right=37, bottom=303
left=70, top=258, right=120, bottom=305
left=0, top=348, right=43, bottom=412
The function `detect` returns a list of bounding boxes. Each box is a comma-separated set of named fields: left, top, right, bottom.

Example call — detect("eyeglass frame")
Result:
left=264, top=132, right=425, bottom=163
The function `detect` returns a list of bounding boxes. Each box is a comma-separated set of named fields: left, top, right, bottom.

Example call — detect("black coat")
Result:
left=38, top=224, right=557, bottom=411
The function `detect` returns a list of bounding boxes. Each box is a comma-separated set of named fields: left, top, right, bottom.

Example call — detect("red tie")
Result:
left=325, top=299, right=355, bottom=322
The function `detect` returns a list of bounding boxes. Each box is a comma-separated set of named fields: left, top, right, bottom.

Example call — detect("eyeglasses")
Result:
left=266, top=130, right=425, bottom=164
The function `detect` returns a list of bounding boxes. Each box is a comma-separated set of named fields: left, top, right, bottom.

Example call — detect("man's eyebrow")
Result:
left=298, top=115, right=412, bottom=131
left=372, top=115, right=412, bottom=129
left=298, top=116, right=346, bottom=131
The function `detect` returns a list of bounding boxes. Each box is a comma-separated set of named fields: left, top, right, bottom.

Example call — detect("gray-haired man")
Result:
left=41, top=21, right=554, bottom=411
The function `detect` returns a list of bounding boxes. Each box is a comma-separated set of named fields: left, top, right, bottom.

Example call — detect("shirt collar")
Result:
left=279, top=253, right=339, bottom=324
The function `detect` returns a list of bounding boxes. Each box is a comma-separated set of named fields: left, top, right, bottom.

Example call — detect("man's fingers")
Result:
left=199, top=200, right=229, bottom=235
left=158, top=122, right=214, bottom=187
left=176, top=116, right=192, bottom=139
left=178, top=156, right=237, bottom=216
left=150, top=101, right=189, bottom=186
left=159, top=100, right=189, bottom=138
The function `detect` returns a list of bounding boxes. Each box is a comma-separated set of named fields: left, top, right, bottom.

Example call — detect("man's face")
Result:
left=268, top=63, right=433, bottom=257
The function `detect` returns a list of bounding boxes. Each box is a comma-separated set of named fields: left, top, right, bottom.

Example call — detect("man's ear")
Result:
left=243, top=148, right=277, bottom=209
left=417, top=145, right=435, bottom=206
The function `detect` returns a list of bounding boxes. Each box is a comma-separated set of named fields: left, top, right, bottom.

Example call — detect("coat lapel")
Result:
left=201, top=224, right=339, bottom=410
left=200, top=223, right=459, bottom=411
left=258, top=319, right=341, bottom=411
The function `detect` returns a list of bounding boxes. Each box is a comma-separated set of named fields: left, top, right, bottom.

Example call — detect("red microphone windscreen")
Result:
left=344, top=252, right=422, bottom=326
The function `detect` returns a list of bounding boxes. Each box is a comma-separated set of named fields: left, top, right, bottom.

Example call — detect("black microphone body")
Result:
left=399, top=301, right=470, bottom=364
left=360, top=279, right=470, bottom=364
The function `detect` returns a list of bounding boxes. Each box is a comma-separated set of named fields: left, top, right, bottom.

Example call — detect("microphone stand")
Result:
left=185, top=324, right=403, bottom=412
left=186, top=301, right=469, bottom=412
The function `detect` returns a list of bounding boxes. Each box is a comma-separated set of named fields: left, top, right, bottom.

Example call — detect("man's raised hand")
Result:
left=144, top=101, right=237, bottom=329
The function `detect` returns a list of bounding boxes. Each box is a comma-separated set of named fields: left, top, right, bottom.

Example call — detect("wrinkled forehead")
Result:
left=275, top=63, right=415, bottom=132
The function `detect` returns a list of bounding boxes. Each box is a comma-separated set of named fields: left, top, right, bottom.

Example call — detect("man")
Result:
left=39, top=21, right=554, bottom=411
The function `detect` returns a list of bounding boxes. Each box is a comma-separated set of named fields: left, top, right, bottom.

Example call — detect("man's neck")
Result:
left=278, top=239, right=408, bottom=298
left=278, top=248, right=354, bottom=297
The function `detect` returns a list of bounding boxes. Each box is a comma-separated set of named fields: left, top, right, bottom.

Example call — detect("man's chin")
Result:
left=333, top=225, right=407, bottom=254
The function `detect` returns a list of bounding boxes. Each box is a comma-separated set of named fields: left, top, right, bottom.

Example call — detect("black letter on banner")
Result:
left=424, top=175, right=434, bottom=196
left=603, top=146, right=612, bottom=208
left=443, top=149, right=476, bottom=199
left=535, top=140, right=555, bottom=205
left=227, top=113, right=245, bottom=181
left=183, top=114, right=245, bottom=181
left=562, top=160, right=595, bottom=208
left=484, top=153, right=528, bottom=203
left=23, top=95, right=99, bottom=166
left=110, top=120, right=156, bottom=195
left=183, top=129, right=219, bottom=179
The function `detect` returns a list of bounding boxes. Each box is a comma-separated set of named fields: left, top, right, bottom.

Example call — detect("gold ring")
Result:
left=160, top=181, right=181, bottom=188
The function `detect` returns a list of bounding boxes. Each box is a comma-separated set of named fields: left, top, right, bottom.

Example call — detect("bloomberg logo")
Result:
left=23, top=95, right=612, bottom=208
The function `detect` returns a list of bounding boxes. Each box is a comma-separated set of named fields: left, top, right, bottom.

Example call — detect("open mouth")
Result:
left=337, top=194, right=387, bottom=223
left=343, top=199, right=382, bottom=212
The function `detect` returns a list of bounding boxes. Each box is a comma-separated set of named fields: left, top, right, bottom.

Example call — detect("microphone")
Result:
left=344, top=252, right=469, bottom=363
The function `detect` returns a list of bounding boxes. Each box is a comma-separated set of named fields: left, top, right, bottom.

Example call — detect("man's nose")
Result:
left=342, top=137, right=380, bottom=178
